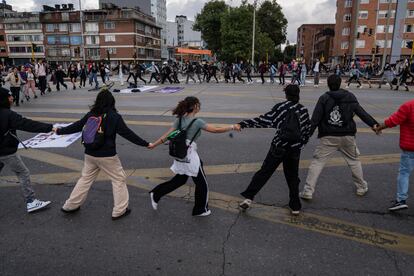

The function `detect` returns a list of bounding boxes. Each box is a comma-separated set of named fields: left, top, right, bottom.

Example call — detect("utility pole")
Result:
left=251, top=0, right=257, bottom=66
left=381, top=0, right=392, bottom=70
left=351, top=0, right=361, bottom=59
left=79, top=0, right=86, bottom=64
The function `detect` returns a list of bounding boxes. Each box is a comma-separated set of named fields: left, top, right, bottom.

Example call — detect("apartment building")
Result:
left=296, top=24, right=335, bottom=64
left=39, top=3, right=161, bottom=68
left=333, top=0, right=414, bottom=64
left=3, top=12, right=45, bottom=65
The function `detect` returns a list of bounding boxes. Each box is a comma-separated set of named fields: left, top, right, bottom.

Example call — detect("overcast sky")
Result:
left=10, top=0, right=336, bottom=43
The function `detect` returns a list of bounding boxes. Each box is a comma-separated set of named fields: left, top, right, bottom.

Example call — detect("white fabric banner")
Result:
left=18, top=124, right=81, bottom=149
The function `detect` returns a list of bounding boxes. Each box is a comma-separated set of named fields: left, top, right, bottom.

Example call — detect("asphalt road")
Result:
left=0, top=77, right=413, bottom=276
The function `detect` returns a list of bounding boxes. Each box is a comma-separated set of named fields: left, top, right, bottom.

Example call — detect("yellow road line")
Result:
left=1, top=166, right=413, bottom=255
left=26, top=116, right=399, bottom=134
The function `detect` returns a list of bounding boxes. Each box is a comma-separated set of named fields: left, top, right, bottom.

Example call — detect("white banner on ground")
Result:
left=18, top=124, right=81, bottom=149
left=119, top=86, right=158, bottom=93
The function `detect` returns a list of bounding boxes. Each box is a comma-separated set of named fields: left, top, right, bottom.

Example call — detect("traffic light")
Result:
left=407, top=41, right=413, bottom=49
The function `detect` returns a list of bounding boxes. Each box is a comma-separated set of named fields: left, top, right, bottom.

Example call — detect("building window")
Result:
left=46, top=24, right=55, bottom=32
left=344, top=14, right=352, bottom=22
left=360, top=0, right=369, bottom=3
left=405, top=25, right=413, bottom=33
left=378, top=10, right=395, bottom=18
left=62, top=12, right=69, bottom=21
left=356, top=40, right=366, bottom=48
left=402, top=40, right=414, bottom=48
left=107, top=48, right=116, bottom=54
left=376, top=40, right=392, bottom=48
left=341, top=41, right=349, bottom=49
left=104, top=22, right=115, bottom=29
left=376, top=25, right=393, bottom=33
left=70, top=23, right=81, bottom=32
left=357, top=25, right=367, bottom=33
left=104, top=35, right=116, bottom=42
left=359, top=11, right=368, bottom=19
left=86, top=48, right=100, bottom=58
left=408, top=10, right=414, bottom=18
left=344, top=0, right=352, bottom=8
left=0, top=47, right=6, bottom=53
left=85, top=23, right=99, bottom=32
left=70, top=36, right=82, bottom=45
left=59, top=24, right=68, bottom=32
left=47, top=36, right=56, bottom=44
left=0, top=35, right=4, bottom=41
left=85, top=35, right=99, bottom=45
left=379, top=0, right=397, bottom=3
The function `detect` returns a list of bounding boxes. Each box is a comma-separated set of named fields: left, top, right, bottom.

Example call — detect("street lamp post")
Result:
left=79, top=0, right=86, bottom=64
left=251, top=0, right=257, bottom=66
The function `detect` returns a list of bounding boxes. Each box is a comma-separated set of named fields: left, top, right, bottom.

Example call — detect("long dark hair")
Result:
left=172, top=96, right=200, bottom=117
left=90, top=89, right=116, bottom=115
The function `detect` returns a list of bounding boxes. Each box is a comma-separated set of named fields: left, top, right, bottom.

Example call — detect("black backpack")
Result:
left=169, top=118, right=201, bottom=159
left=326, top=95, right=347, bottom=128
left=279, top=108, right=302, bottom=144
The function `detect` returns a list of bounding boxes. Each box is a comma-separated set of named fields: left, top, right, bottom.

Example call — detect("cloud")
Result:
left=8, top=0, right=336, bottom=44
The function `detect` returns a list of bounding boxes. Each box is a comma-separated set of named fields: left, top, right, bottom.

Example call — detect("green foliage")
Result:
left=195, top=0, right=288, bottom=64
left=193, top=0, right=228, bottom=54
left=220, top=4, right=253, bottom=62
left=283, top=45, right=297, bottom=62
left=256, top=0, right=288, bottom=46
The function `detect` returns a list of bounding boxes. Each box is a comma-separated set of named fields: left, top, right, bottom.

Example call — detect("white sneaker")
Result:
left=149, top=192, right=158, bottom=210
left=356, top=187, right=368, bottom=196
left=291, top=209, right=300, bottom=216
left=358, top=85, right=363, bottom=89
left=299, top=191, right=313, bottom=200
left=239, top=199, right=252, bottom=210
left=27, top=199, right=51, bottom=213
left=196, top=210, right=211, bottom=217
left=345, top=85, right=350, bottom=89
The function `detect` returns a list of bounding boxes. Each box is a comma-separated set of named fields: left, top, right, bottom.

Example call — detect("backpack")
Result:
left=326, top=95, right=347, bottom=128
left=168, top=118, right=200, bottom=159
left=82, top=114, right=106, bottom=150
left=279, top=108, right=302, bottom=144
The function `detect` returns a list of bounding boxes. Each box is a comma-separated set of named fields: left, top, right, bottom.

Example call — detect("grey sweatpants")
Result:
left=0, top=153, right=35, bottom=203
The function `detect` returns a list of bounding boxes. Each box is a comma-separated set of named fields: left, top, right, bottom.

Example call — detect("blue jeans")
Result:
left=397, top=151, right=414, bottom=202
left=89, top=73, right=98, bottom=89
left=300, top=71, right=307, bottom=85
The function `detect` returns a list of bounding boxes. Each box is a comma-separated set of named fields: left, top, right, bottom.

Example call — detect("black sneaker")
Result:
left=388, top=200, right=408, bottom=211
left=112, top=208, right=131, bottom=220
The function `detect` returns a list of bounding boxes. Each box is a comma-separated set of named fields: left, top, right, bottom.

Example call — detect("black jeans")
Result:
left=10, top=86, right=20, bottom=105
left=38, top=76, right=47, bottom=94
left=150, top=162, right=209, bottom=216
left=149, top=73, right=159, bottom=83
left=240, top=146, right=302, bottom=211
left=279, top=74, right=285, bottom=85
left=56, top=79, right=67, bottom=91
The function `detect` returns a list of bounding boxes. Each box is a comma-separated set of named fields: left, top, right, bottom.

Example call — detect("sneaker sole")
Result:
left=239, top=203, right=250, bottom=210
left=291, top=211, right=300, bottom=216
left=150, top=193, right=158, bottom=210
left=299, top=195, right=313, bottom=200
left=27, top=201, right=51, bottom=213
left=389, top=205, right=408, bottom=211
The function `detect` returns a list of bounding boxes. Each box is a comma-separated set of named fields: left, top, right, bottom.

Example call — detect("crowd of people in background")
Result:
left=0, top=56, right=413, bottom=108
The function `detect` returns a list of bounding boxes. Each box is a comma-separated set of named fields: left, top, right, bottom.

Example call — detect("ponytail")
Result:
left=172, top=96, right=200, bottom=117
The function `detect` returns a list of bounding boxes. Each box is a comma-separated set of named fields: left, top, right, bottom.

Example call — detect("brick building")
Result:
left=39, top=3, right=161, bottom=68
left=3, top=12, right=45, bottom=65
left=333, top=0, right=414, bottom=65
left=296, top=24, right=335, bottom=66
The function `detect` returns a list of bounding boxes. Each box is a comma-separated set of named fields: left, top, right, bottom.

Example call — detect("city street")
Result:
left=1, top=80, right=414, bottom=275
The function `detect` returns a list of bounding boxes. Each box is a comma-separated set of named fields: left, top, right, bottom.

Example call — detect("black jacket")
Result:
left=310, top=89, right=378, bottom=138
left=0, top=108, right=53, bottom=156
left=57, top=109, right=149, bottom=157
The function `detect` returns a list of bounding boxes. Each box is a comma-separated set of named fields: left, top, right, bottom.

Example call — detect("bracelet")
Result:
left=160, top=138, right=165, bottom=144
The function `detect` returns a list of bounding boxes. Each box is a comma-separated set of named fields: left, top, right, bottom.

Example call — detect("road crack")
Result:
left=221, top=212, right=241, bottom=276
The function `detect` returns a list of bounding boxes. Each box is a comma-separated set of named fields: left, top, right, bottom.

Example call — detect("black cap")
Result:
left=0, top=87, right=12, bottom=101
left=284, top=84, right=300, bottom=97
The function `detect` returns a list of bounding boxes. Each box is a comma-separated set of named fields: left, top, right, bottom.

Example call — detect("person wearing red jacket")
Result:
left=376, top=99, right=414, bottom=211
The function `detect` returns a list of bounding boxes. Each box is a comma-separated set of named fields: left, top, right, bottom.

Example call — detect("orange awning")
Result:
left=175, top=48, right=212, bottom=56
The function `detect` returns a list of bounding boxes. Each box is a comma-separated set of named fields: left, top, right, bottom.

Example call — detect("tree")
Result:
left=220, top=4, right=253, bottom=62
left=255, top=32, right=275, bottom=63
left=256, top=0, right=287, bottom=46
left=283, top=44, right=297, bottom=62
left=193, top=0, right=228, bottom=54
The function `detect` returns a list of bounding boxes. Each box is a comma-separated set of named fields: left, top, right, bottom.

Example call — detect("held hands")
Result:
left=372, top=124, right=386, bottom=135
left=147, top=143, right=156, bottom=150
left=233, top=124, right=242, bottom=132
